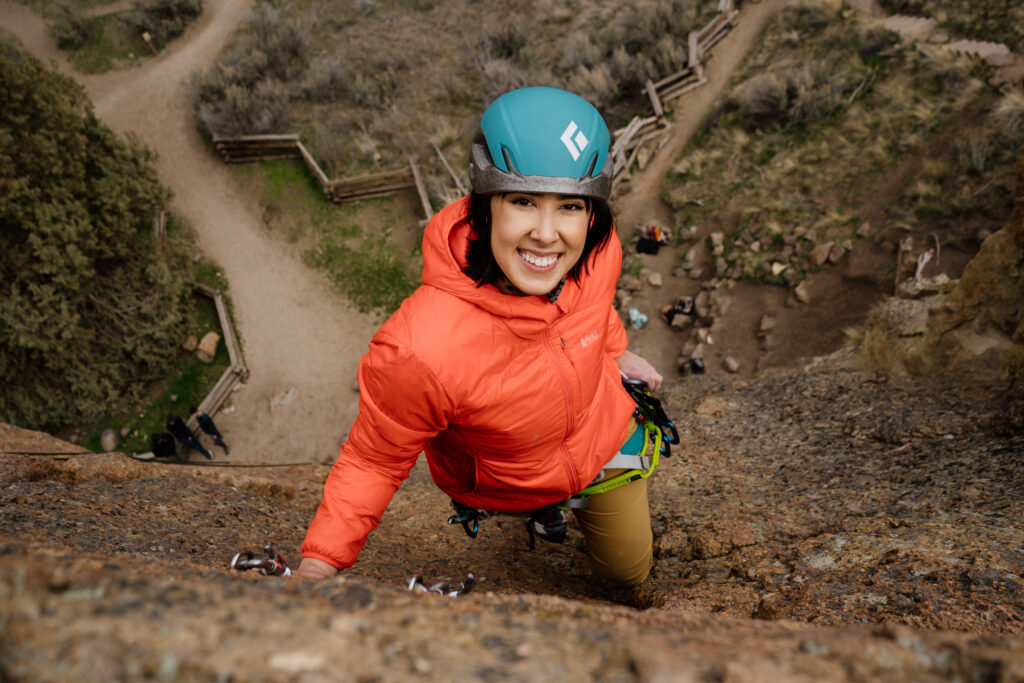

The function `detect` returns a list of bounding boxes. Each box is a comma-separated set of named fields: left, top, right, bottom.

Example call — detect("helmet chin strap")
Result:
left=546, top=276, right=568, bottom=303
left=493, top=275, right=567, bottom=304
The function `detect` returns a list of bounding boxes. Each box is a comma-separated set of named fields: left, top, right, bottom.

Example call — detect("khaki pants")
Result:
left=573, top=468, right=653, bottom=586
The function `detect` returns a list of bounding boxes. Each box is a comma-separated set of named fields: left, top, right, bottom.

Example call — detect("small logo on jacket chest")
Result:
left=579, top=329, right=600, bottom=348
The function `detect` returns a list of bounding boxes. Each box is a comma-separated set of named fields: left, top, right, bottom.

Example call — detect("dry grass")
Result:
left=192, top=0, right=718, bottom=193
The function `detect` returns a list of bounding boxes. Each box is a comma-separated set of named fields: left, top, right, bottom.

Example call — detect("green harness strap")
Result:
left=558, top=418, right=663, bottom=508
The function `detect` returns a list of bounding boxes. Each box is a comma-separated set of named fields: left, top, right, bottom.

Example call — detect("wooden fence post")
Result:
left=645, top=79, right=664, bottom=118
left=408, top=157, right=433, bottom=221
left=432, top=142, right=467, bottom=195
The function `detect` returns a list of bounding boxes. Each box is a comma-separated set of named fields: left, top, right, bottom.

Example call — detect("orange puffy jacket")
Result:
left=301, top=196, right=636, bottom=569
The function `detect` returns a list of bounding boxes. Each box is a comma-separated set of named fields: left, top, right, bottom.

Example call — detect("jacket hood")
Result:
left=420, top=196, right=588, bottom=336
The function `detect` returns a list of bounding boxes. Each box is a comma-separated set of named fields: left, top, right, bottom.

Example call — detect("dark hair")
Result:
left=462, top=191, right=615, bottom=288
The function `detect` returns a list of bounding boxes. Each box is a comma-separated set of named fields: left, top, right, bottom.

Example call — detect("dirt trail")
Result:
left=1, top=0, right=379, bottom=464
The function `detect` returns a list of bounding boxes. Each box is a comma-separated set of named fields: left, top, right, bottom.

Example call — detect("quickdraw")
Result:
left=230, top=544, right=292, bottom=576
left=407, top=573, right=476, bottom=597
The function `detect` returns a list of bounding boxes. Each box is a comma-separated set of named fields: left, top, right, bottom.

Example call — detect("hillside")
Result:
left=1, top=0, right=1023, bottom=678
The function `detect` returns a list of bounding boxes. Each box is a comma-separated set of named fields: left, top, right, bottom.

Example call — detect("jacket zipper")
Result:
left=543, top=333, right=581, bottom=493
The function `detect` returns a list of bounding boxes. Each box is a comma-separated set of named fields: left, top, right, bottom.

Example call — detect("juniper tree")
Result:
left=0, top=42, right=194, bottom=430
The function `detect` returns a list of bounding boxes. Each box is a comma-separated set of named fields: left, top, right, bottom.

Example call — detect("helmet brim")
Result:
left=468, top=133, right=613, bottom=201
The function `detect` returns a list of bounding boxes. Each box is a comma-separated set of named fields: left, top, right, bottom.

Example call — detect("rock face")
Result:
left=862, top=147, right=1024, bottom=377
left=2, top=355, right=1023, bottom=680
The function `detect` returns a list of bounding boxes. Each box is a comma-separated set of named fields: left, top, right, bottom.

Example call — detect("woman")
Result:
left=295, top=86, right=664, bottom=586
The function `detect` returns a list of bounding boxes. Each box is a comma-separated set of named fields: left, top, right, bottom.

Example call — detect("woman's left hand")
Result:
left=616, top=349, right=663, bottom=391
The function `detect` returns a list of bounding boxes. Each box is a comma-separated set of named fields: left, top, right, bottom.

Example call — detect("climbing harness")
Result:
left=406, top=572, right=476, bottom=597
left=557, top=377, right=679, bottom=510
left=230, top=545, right=292, bottom=576
left=444, top=377, right=679, bottom=546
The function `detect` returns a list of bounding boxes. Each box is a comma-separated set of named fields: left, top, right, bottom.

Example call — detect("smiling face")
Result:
left=488, top=192, right=591, bottom=296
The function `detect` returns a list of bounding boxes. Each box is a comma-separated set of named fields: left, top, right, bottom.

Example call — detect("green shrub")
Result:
left=119, top=0, right=203, bottom=46
left=0, top=43, right=194, bottom=430
left=46, top=4, right=94, bottom=50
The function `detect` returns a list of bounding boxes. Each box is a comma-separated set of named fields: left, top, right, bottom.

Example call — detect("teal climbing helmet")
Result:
left=469, top=86, right=613, bottom=200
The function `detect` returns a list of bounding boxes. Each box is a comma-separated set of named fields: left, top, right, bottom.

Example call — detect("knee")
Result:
left=585, top=528, right=653, bottom=587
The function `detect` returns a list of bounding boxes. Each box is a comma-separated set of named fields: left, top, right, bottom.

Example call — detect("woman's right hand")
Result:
left=291, top=557, right=338, bottom=578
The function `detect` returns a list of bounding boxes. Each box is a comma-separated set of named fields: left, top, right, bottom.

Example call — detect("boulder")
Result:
left=197, top=332, right=221, bottom=363
left=100, top=428, right=119, bottom=453
left=827, top=243, right=845, bottom=264
left=618, top=275, right=643, bottom=293
left=809, top=242, right=834, bottom=267
left=794, top=281, right=811, bottom=304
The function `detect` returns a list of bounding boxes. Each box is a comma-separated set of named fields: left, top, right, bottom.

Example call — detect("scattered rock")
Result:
left=857, top=221, right=872, bottom=238
left=759, top=315, right=777, bottom=336
left=120, top=427, right=130, bottom=437
left=715, top=257, right=728, bottom=277
left=771, top=262, right=788, bottom=277
left=694, top=291, right=711, bottom=319
left=827, top=243, right=845, bottom=264
left=182, top=335, right=199, bottom=352
left=809, top=242, right=834, bottom=267
left=689, top=267, right=705, bottom=280
left=100, top=428, right=119, bottom=453
left=723, top=357, right=740, bottom=373
left=170, top=394, right=178, bottom=402
left=897, top=273, right=955, bottom=299
left=648, top=272, right=663, bottom=288
left=618, top=276, right=643, bottom=293
left=196, top=332, right=221, bottom=363
left=710, top=231, right=724, bottom=247
left=670, top=314, right=692, bottom=331
left=794, top=281, right=811, bottom=304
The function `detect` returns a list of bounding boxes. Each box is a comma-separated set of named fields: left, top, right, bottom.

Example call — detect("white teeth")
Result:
left=519, top=250, right=558, bottom=267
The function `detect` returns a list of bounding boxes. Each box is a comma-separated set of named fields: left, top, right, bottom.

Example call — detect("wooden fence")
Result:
left=611, top=0, right=738, bottom=181
left=212, top=135, right=434, bottom=219
left=185, top=283, right=248, bottom=434
left=213, top=0, right=743, bottom=203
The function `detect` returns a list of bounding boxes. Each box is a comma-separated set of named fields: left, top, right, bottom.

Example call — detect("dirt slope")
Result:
left=2, top=356, right=1022, bottom=679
